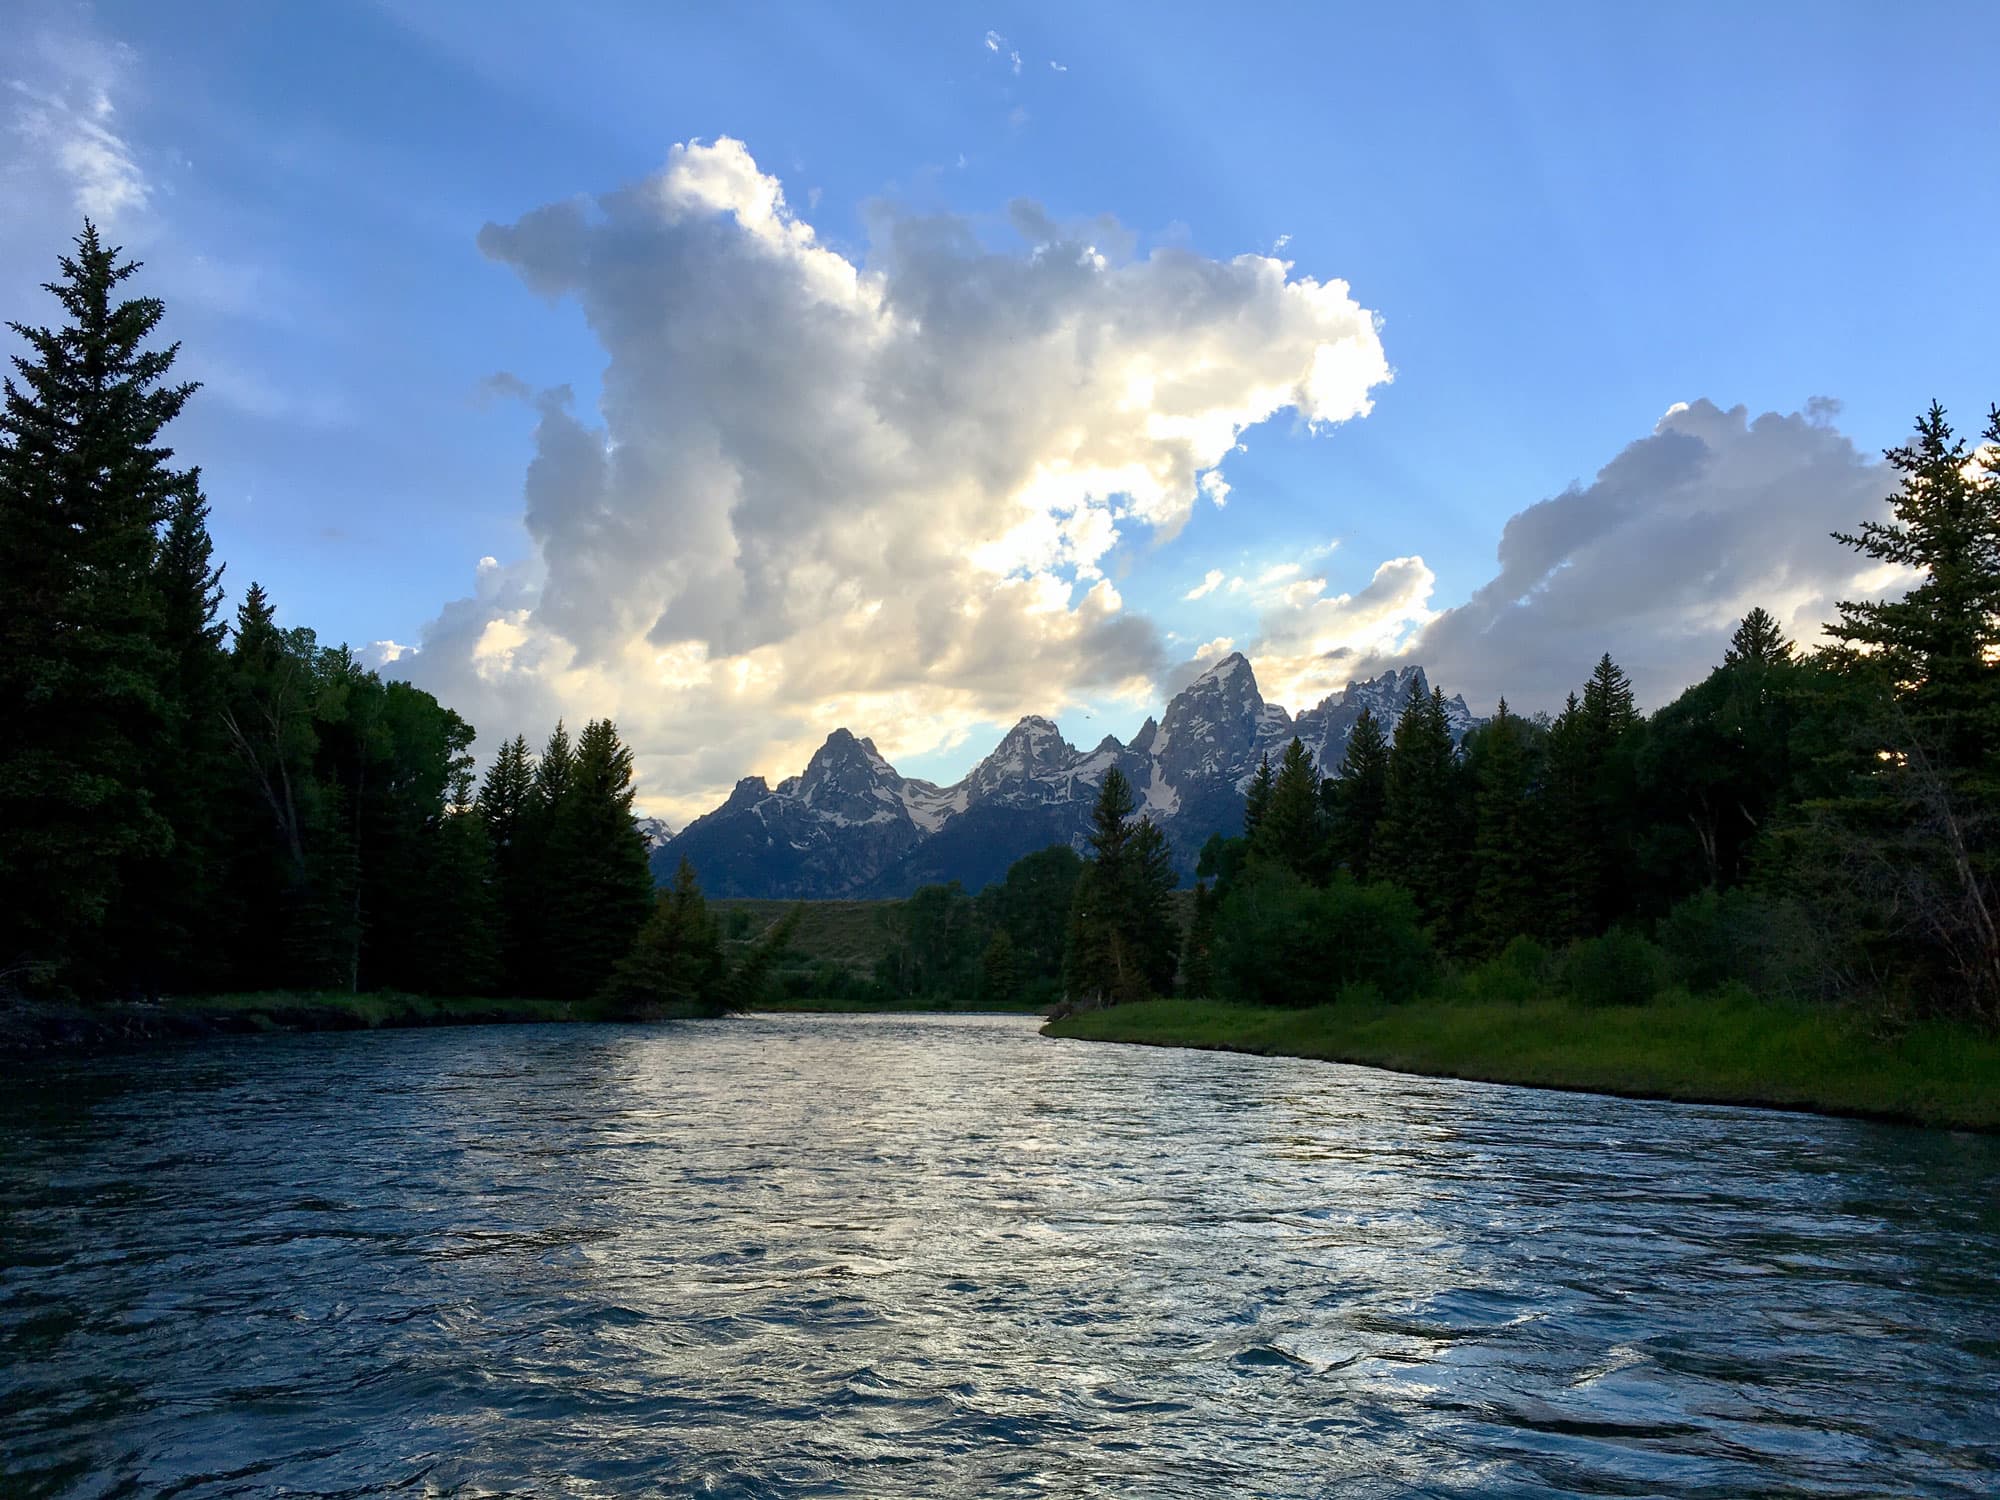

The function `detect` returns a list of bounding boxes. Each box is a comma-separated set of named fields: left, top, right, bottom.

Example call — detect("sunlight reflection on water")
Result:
left=2, top=1013, right=1997, bottom=1496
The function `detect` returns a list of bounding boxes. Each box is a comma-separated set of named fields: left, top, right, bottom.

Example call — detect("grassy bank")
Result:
left=748, top=995, right=1050, bottom=1014
left=1043, top=996, right=2000, bottom=1131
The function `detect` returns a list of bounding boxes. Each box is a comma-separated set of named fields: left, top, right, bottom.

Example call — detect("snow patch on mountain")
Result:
left=654, top=656, right=1485, bottom=896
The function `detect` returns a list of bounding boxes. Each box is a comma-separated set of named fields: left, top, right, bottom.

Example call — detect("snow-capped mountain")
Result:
left=633, top=815, right=674, bottom=854
left=653, top=654, right=1482, bottom=897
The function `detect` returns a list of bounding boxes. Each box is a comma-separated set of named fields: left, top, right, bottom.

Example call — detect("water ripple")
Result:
left=2, top=1013, right=1997, bottom=1497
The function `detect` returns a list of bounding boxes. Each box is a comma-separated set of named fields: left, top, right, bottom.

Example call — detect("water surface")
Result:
left=3, top=1013, right=1996, bottom=1496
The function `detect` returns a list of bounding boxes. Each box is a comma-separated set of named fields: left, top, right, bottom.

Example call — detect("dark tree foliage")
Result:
left=1251, top=737, right=1325, bottom=881
left=605, top=856, right=728, bottom=1016
left=0, top=226, right=192, bottom=993
left=1469, top=702, right=1537, bottom=955
left=1376, top=688, right=1468, bottom=939
left=542, top=719, right=655, bottom=1001
left=1328, top=705, right=1389, bottom=881
left=0, top=230, right=671, bottom=1006
left=1063, top=767, right=1179, bottom=1006
left=1243, top=755, right=1274, bottom=837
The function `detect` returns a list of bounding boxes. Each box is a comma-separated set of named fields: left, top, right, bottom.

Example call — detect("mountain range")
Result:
left=650, top=654, right=1480, bottom=898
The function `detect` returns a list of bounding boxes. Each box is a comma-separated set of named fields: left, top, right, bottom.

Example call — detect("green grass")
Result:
left=749, top=994, right=1051, bottom=1014
left=1044, top=996, right=2000, bottom=1132
left=710, top=898, right=900, bottom=974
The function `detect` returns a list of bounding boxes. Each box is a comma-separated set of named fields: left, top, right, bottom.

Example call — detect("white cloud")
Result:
left=1184, top=568, right=1226, bottom=601
left=1341, top=399, right=1905, bottom=713
left=984, top=30, right=1003, bottom=52
left=1198, top=468, right=1230, bottom=507
left=1050, top=60, right=1068, bottom=73
left=5, top=25, right=148, bottom=226
left=395, top=137, right=1390, bottom=821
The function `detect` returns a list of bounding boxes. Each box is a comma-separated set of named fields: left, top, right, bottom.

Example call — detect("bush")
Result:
left=1450, top=936, right=1555, bottom=1005
left=1560, top=929, right=1666, bottom=1007
left=1657, top=887, right=1825, bottom=1001
left=1213, top=868, right=1435, bottom=1006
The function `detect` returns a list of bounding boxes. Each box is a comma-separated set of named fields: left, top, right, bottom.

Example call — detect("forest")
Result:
left=0, top=228, right=773, bottom=1017
left=5, top=226, right=1996, bottom=1037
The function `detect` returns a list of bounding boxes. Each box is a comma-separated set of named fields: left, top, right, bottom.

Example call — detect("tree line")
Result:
left=0, top=226, right=771, bottom=1015
left=1045, top=398, right=2000, bottom=1027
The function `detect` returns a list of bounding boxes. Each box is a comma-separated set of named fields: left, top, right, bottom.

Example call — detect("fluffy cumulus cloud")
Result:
left=395, top=137, right=1391, bottom=818
left=1321, top=399, right=1902, bottom=713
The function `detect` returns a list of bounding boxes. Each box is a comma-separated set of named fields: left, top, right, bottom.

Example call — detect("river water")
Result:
left=2, top=1013, right=1996, bottom=1497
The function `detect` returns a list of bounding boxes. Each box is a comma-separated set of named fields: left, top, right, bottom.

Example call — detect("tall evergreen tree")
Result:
left=1253, top=737, right=1324, bottom=880
left=1243, top=755, right=1274, bottom=836
left=0, top=226, right=194, bottom=993
left=477, top=734, right=538, bottom=992
left=543, top=719, right=653, bottom=1000
left=1063, top=767, right=1177, bottom=1005
left=1725, top=607, right=1795, bottom=668
left=1579, top=652, right=1643, bottom=927
left=1538, top=692, right=1597, bottom=941
left=1376, top=688, right=1466, bottom=938
left=133, top=482, right=231, bottom=986
left=1470, top=701, right=1536, bottom=953
left=1829, top=402, right=2000, bottom=777
left=1330, top=706, right=1389, bottom=881
left=605, top=856, right=727, bottom=1015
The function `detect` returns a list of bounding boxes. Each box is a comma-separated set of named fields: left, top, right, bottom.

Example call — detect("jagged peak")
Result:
left=724, top=774, right=770, bottom=807
left=1190, top=651, right=1255, bottom=688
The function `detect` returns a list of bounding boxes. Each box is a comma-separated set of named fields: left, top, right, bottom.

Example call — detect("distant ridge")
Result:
left=653, top=656, right=1480, bottom=897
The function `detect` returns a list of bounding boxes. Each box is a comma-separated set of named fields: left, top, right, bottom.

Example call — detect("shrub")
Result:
left=1456, top=940, right=1560, bottom=1012
left=1560, top=929, right=1666, bottom=1007
left=1213, top=867, right=1435, bottom=1006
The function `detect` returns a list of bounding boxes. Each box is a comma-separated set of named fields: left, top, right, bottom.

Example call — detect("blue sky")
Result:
left=5, top=2, right=1995, bottom=816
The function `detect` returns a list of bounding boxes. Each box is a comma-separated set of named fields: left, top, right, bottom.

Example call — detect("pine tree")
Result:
left=1377, top=688, right=1466, bottom=937
left=1725, top=607, right=1794, bottom=668
left=477, top=734, right=537, bottom=991
left=1062, top=768, right=1177, bottom=1005
left=1253, top=737, right=1323, bottom=880
left=1470, top=701, right=1536, bottom=953
left=415, top=765, right=501, bottom=995
left=1538, top=693, right=1596, bottom=941
left=1829, top=402, right=2000, bottom=778
left=1243, top=755, right=1274, bottom=836
left=543, top=718, right=654, bottom=1000
left=604, top=856, right=727, bottom=1015
left=1330, top=705, right=1389, bottom=881
left=1180, top=880, right=1218, bottom=997
left=1582, top=653, right=1639, bottom=751
left=0, top=226, right=194, bottom=993
left=1578, top=652, right=1643, bottom=928
left=132, top=481, right=231, bottom=986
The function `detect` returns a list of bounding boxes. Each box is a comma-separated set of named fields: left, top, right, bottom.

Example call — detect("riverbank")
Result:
left=1043, top=997, right=2000, bottom=1132
left=0, top=990, right=1049, bottom=1056
left=0, top=992, right=581, bottom=1055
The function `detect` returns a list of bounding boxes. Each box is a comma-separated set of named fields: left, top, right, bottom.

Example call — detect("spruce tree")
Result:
left=1243, top=755, right=1274, bottom=836
left=605, top=856, right=726, bottom=1015
left=1377, top=688, right=1465, bottom=937
left=1062, top=768, right=1175, bottom=1005
left=477, top=734, right=537, bottom=991
left=1470, top=701, right=1536, bottom=953
left=543, top=719, right=654, bottom=1000
left=1829, top=402, right=2000, bottom=777
left=1579, top=652, right=1643, bottom=928
left=1538, top=693, right=1597, bottom=942
left=1253, top=737, right=1323, bottom=880
left=1331, top=706, right=1389, bottom=881
left=0, top=226, right=194, bottom=993
left=1725, top=607, right=1794, bottom=668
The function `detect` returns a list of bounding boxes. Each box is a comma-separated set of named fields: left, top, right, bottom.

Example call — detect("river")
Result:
left=2, top=1013, right=1996, bottom=1496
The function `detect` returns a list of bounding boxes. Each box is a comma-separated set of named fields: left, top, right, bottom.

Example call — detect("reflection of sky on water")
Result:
left=2, top=1014, right=1995, bottom=1496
